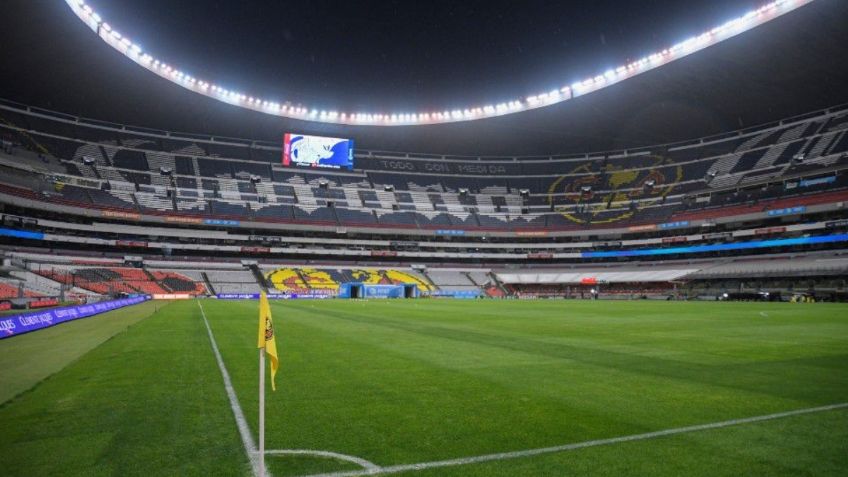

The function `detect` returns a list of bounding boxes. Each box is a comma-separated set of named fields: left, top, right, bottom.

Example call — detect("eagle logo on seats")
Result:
left=546, top=155, right=682, bottom=225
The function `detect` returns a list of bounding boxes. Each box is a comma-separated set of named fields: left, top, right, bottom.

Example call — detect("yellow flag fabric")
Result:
left=257, top=291, right=279, bottom=391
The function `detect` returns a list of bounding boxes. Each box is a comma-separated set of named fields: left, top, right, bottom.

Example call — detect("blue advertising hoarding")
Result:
left=432, top=290, right=481, bottom=299
left=0, top=227, right=44, bottom=240
left=658, top=221, right=690, bottom=230
left=0, top=296, right=150, bottom=339
left=767, top=206, right=806, bottom=217
left=799, top=176, right=836, bottom=188
left=581, top=233, right=848, bottom=258
left=216, top=293, right=331, bottom=300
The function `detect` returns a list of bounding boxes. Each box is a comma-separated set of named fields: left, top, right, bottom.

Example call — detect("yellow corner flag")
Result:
left=257, top=291, right=279, bottom=391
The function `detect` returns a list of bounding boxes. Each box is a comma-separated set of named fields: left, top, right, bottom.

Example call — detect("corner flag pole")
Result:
left=259, top=346, right=266, bottom=477
left=257, top=290, right=277, bottom=477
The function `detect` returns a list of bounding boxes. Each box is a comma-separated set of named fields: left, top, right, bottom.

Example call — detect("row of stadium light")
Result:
left=65, top=0, right=814, bottom=126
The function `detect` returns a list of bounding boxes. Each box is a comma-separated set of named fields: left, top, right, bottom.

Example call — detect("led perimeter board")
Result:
left=282, top=133, right=354, bottom=170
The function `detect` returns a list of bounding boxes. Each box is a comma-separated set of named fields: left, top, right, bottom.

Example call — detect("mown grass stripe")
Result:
left=297, top=403, right=848, bottom=477
left=198, top=300, right=263, bottom=477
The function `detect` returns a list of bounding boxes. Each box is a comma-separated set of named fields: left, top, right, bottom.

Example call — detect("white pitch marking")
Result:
left=266, top=449, right=381, bottom=472
left=759, top=311, right=769, bottom=318
left=197, top=300, right=265, bottom=477
left=295, top=402, right=848, bottom=477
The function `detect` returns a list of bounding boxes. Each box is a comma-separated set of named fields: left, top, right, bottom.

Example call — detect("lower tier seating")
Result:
left=264, top=267, right=435, bottom=293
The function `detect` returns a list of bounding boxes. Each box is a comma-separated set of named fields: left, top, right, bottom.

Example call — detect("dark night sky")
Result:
left=1, top=0, right=847, bottom=155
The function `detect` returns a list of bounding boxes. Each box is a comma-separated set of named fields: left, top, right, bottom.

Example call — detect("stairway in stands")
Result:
left=294, top=269, right=313, bottom=289
left=247, top=264, right=270, bottom=292
left=419, top=270, right=440, bottom=291
left=142, top=268, right=169, bottom=292
left=201, top=272, right=217, bottom=295
left=487, top=272, right=509, bottom=297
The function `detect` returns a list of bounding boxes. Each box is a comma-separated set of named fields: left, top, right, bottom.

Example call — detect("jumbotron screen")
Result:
left=282, top=133, right=354, bottom=170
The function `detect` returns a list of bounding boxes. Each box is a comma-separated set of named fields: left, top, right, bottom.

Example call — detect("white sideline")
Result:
left=197, top=300, right=264, bottom=477
left=296, top=402, right=848, bottom=477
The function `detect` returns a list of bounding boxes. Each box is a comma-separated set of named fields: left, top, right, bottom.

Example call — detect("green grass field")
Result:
left=1, top=299, right=847, bottom=476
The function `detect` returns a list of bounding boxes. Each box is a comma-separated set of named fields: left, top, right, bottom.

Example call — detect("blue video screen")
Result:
left=282, top=133, right=354, bottom=170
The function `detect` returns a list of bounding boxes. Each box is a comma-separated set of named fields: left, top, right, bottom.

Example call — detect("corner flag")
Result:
left=257, top=291, right=279, bottom=391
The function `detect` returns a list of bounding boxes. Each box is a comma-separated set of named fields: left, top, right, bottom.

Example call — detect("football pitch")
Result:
left=1, top=299, right=847, bottom=476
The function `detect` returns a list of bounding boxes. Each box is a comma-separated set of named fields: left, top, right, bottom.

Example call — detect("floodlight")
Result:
left=64, top=0, right=811, bottom=125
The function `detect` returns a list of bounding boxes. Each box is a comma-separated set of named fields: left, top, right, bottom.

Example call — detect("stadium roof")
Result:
left=1, top=0, right=847, bottom=155
left=63, top=0, right=814, bottom=126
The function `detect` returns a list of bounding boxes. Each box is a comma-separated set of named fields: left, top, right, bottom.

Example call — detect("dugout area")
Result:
left=338, top=282, right=419, bottom=299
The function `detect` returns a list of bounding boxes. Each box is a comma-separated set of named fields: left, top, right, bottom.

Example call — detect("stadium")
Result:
left=1, top=0, right=847, bottom=475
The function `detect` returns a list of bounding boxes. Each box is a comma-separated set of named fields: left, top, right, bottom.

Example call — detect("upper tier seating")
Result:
left=1, top=101, right=847, bottom=232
